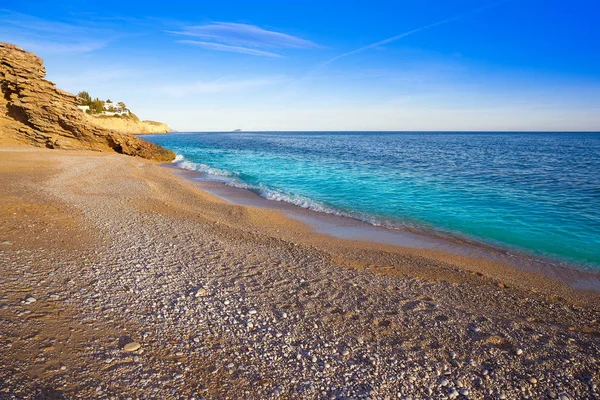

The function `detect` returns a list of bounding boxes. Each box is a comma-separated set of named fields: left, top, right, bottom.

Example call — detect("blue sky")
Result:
left=1, top=0, right=599, bottom=131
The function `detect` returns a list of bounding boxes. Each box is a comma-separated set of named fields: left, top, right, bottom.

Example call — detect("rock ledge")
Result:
left=0, top=42, right=175, bottom=161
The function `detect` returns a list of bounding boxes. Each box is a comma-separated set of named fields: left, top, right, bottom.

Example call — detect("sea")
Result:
left=142, top=131, right=600, bottom=271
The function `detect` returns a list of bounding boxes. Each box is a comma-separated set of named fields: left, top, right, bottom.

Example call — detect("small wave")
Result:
left=258, top=186, right=337, bottom=214
left=173, top=155, right=236, bottom=178
left=172, top=155, right=409, bottom=229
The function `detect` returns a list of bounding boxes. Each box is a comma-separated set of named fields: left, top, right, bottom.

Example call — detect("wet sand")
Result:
left=1, top=148, right=599, bottom=399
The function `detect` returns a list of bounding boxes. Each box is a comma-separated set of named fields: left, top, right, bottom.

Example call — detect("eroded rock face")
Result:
left=0, top=42, right=175, bottom=161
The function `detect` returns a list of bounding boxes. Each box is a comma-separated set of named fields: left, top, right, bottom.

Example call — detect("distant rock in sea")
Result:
left=0, top=42, right=175, bottom=161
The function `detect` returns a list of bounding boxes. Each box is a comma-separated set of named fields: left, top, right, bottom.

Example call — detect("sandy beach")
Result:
left=1, top=148, right=599, bottom=399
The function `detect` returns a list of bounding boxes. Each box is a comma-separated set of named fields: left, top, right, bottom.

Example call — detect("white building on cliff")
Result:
left=103, top=101, right=129, bottom=116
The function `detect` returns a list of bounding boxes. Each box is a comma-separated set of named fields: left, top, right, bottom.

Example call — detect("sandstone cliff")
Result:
left=0, top=43, right=175, bottom=161
left=86, top=114, right=170, bottom=135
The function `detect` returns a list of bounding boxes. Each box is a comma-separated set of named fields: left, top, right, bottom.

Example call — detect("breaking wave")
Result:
left=173, top=154, right=236, bottom=178
left=172, top=154, right=406, bottom=231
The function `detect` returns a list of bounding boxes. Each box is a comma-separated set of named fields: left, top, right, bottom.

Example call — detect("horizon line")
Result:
left=161, top=130, right=600, bottom=133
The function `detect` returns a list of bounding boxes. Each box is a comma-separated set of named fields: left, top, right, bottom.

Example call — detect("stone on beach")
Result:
left=123, top=342, right=141, bottom=352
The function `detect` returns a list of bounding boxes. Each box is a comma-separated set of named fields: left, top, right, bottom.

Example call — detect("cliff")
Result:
left=0, top=42, right=175, bottom=161
left=86, top=114, right=170, bottom=135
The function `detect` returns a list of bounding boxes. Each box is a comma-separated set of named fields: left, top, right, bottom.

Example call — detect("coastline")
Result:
left=85, top=114, right=170, bottom=135
left=1, top=148, right=599, bottom=398
left=141, top=131, right=600, bottom=273
left=166, top=163, right=600, bottom=299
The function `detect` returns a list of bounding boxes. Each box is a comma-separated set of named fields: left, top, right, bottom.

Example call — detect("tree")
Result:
left=106, top=99, right=112, bottom=103
left=77, top=91, right=92, bottom=106
left=117, top=101, right=126, bottom=110
left=90, top=98, right=105, bottom=114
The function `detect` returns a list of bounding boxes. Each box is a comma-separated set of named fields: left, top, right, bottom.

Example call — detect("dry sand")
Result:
left=0, top=148, right=598, bottom=399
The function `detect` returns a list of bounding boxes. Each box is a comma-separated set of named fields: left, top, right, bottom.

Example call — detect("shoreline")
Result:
left=140, top=131, right=600, bottom=274
left=1, top=148, right=599, bottom=398
left=166, top=163, right=600, bottom=296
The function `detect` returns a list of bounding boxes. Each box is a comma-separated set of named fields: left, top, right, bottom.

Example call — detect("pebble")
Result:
left=123, top=342, right=141, bottom=352
left=516, top=348, right=524, bottom=355
left=194, top=288, right=207, bottom=297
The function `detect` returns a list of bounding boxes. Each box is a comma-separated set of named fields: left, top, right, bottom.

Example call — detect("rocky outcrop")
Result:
left=86, top=114, right=170, bottom=135
left=0, top=42, right=175, bottom=161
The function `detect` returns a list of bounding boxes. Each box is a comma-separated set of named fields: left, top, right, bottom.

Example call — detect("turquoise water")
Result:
left=143, top=132, right=600, bottom=269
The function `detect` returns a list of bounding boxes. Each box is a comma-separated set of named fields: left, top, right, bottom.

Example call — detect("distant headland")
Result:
left=76, top=92, right=170, bottom=135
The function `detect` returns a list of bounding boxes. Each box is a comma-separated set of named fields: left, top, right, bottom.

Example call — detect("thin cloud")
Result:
left=160, top=76, right=289, bottom=97
left=176, top=40, right=283, bottom=58
left=170, top=22, right=318, bottom=57
left=0, top=9, right=111, bottom=54
left=312, top=0, right=510, bottom=73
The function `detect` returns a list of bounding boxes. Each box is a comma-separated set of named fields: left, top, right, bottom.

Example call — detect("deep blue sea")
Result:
left=143, top=132, right=600, bottom=270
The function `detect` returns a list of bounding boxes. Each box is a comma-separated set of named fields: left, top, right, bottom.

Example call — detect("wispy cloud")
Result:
left=0, top=9, right=112, bottom=54
left=176, top=40, right=283, bottom=58
left=159, top=76, right=289, bottom=97
left=170, top=22, right=318, bottom=57
left=312, top=0, right=509, bottom=72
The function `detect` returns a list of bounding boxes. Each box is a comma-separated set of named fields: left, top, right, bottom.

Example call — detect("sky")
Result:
left=1, top=0, right=599, bottom=131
